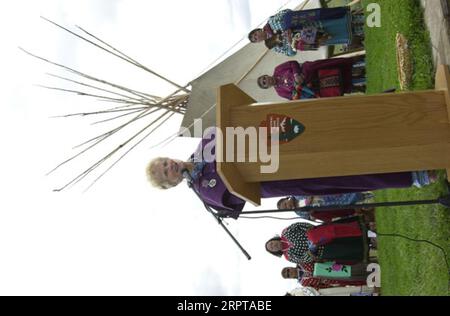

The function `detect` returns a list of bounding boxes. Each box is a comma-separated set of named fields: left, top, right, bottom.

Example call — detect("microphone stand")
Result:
left=182, top=169, right=251, bottom=260
left=236, top=194, right=450, bottom=216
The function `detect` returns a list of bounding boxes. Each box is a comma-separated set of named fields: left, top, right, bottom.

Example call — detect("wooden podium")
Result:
left=216, top=65, right=450, bottom=206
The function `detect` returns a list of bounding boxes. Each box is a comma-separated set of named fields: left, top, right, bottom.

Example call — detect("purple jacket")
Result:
left=191, top=132, right=413, bottom=218
left=190, top=133, right=246, bottom=219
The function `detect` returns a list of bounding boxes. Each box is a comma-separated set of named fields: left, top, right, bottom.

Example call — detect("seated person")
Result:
left=277, top=193, right=374, bottom=223
left=265, top=219, right=369, bottom=265
left=282, top=262, right=368, bottom=290
left=248, top=7, right=360, bottom=56
left=257, top=57, right=366, bottom=100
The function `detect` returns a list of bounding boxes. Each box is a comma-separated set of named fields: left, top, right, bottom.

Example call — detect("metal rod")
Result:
left=182, top=170, right=251, bottom=260
left=235, top=194, right=450, bottom=216
left=216, top=217, right=252, bottom=260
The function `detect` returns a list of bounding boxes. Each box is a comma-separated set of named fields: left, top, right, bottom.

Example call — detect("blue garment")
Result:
left=411, top=171, right=431, bottom=188
left=282, top=7, right=349, bottom=30
left=352, top=78, right=366, bottom=85
left=274, top=33, right=297, bottom=56
left=295, top=192, right=372, bottom=207
left=299, top=85, right=318, bottom=99
left=295, top=210, right=312, bottom=220
left=353, top=60, right=366, bottom=68
left=268, top=9, right=291, bottom=32
left=189, top=159, right=207, bottom=182
left=321, top=11, right=353, bottom=45
left=268, top=7, right=351, bottom=56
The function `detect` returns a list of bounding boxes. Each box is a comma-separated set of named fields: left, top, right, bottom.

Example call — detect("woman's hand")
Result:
left=307, top=250, right=318, bottom=261
left=294, top=73, right=304, bottom=85
left=284, top=29, right=293, bottom=42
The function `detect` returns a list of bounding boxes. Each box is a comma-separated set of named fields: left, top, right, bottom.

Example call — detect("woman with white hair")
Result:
left=146, top=130, right=436, bottom=218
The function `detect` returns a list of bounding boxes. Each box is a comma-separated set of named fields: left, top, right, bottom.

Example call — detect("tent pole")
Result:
left=235, top=49, right=270, bottom=85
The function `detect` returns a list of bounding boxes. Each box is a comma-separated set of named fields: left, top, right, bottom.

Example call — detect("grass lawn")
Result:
left=374, top=172, right=450, bottom=296
left=323, top=0, right=449, bottom=295
left=361, top=0, right=435, bottom=93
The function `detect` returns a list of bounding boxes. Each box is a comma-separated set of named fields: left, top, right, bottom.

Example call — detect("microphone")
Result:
left=181, top=168, right=193, bottom=187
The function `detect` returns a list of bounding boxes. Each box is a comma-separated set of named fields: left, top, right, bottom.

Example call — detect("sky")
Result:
left=0, top=0, right=320, bottom=295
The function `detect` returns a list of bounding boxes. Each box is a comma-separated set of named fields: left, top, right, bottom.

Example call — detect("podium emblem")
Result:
left=260, top=113, right=305, bottom=144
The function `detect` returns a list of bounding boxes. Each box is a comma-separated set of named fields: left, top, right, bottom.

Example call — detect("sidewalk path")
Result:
left=421, top=0, right=450, bottom=67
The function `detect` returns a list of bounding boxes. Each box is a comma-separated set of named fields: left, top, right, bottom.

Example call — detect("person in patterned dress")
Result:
left=265, top=222, right=322, bottom=264
left=277, top=196, right=365, bottom=223
left=293, top=192, right=374, bottom=208
left=248, top=7, right=364, bottom=56
left=265, top=220, right=369, bottom=264
left=257, top=58, right=367, bottom=100
left=276, top=193, right=375, bottom=223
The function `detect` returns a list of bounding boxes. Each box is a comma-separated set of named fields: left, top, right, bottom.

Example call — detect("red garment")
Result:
left=301, top=275, right=366, bottom=289
left=263, top=23, right=275, bottom=37
left=310, top=209, right=356, bottom=223
left=280, top=235, right=294, bottom=261
left=301, top=57, right=355, bottom=95
left=307, top=221, right=362, bottom=246
left=318, top=68, right=342, bottom=97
